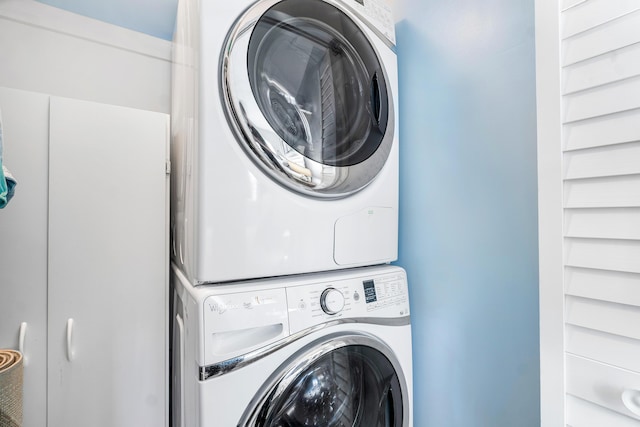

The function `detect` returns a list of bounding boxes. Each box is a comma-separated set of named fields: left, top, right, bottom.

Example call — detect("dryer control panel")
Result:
left=343, top=0, right=396, bottom=45
left=286, top=268, right=409, bottom=334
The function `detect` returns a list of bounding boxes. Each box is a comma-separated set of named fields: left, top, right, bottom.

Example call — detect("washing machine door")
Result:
left=238, top=333, right=409, bottom=427
left=222, top=0, right=393, bottom=198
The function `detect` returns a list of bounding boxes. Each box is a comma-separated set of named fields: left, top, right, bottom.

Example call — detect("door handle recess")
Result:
left=622, top=388, right=640, bottom=417
left=18, top=322, right=27, bottom=365
left=66, top=318, right=75, bottom=362
left=370, top=72, right=381, bottom=125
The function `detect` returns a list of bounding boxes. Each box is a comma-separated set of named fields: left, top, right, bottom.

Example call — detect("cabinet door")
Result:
left=0, top=87, right=49, bottom=427
left=47, top=97, right=168, bottom=427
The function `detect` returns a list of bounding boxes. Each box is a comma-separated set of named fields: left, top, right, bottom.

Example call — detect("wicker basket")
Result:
left=0, top=350, right=23, bottom=427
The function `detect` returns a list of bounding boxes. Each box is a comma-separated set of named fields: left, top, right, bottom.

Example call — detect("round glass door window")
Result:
left=238, top=336, right=409, bottom=426
left=222, top=0, right=394, bottom=198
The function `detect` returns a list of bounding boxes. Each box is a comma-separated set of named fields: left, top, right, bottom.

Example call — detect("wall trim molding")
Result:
left=535, top=0, right=565, bottom=425
left=0, top=0, right=171, bottom=61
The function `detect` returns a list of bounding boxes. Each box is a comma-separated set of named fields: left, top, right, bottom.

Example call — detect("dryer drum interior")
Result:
left=222, top=0, right=393, bottom=197
left=239, top=338, right=408, bottom=427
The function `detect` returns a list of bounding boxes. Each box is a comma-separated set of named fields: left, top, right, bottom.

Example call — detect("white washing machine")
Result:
left=171, top=0, right=400, bottom=284
left=171, top=263, right=413, bottom=426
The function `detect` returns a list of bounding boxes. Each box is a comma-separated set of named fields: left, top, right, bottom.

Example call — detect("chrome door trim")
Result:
left=237, top=331, right=410, bottom=427
left=199, top=315, right=409, bottom=380
left=334, top=0, right=396, bottom=51
left=220, top=0, right=395, bottom=199
left=224, top=0, right=396, bottom=50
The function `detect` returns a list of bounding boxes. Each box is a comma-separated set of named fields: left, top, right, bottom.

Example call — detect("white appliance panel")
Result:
left=171, top=0, right=400, bottom=284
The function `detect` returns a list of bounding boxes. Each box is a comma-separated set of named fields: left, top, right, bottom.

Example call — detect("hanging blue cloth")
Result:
left=0, top=108, right=17, bottom=208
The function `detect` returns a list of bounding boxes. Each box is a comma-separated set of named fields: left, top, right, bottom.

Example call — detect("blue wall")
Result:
left=395, top=0, right=540, bottom=425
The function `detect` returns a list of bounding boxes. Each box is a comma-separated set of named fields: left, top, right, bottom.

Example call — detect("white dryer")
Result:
left=171, top=0, right=400, bottom=284
left=171, top=263, right=413, bottom=426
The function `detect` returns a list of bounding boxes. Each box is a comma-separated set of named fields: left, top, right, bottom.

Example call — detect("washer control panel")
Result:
left=320, top=288, right=346, bottom=315
left=287, top=269, right=409, bottom=334
left=202, top=288, right=289, bottom=365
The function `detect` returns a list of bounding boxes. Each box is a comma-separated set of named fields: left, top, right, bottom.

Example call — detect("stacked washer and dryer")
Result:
left=170, top=0, right=412, bottom=425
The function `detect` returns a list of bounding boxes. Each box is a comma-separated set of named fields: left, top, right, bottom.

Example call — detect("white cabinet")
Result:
left=0, top=88, right=169, bottom=427
left=0, top=87, right=49, bottom=427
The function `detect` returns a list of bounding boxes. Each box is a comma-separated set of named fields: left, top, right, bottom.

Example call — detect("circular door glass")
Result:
left=222, top=0, right=394, bottom=198
left=245, top=344, right=405, bottom=426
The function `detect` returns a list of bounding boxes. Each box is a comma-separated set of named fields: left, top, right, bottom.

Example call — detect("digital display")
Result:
left=363, top=280, right=377, bottom=303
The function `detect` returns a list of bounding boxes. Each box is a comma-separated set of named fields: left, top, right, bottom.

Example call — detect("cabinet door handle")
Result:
left=66, top=318, right=75, bottom=362
left=18, top=322, right=27, bottom=365
left=622, top=388, right=640, bottom=417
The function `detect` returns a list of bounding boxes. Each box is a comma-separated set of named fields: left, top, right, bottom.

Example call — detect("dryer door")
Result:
left=238, top=334, right=409, bottom=427
left=222, top=0, right=393, bottom=198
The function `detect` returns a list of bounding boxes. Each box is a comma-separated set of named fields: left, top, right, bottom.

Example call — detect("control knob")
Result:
left=320, top=288, right=345, bottom=315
